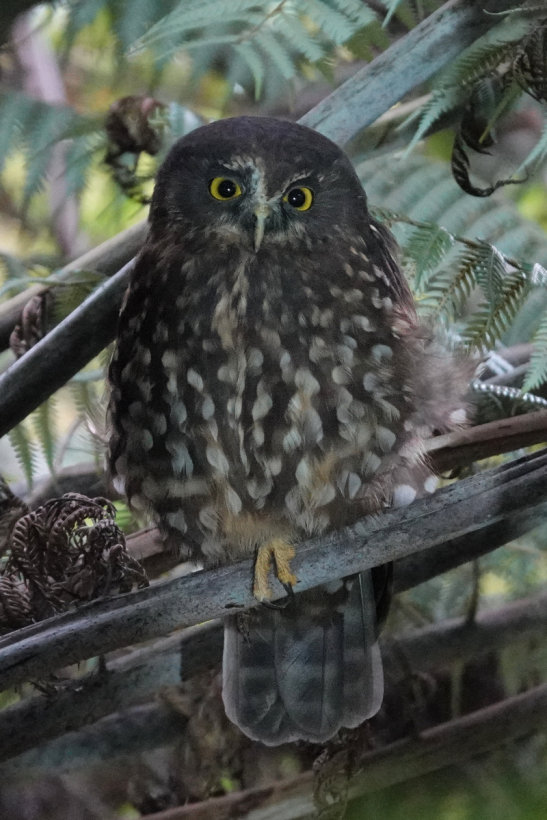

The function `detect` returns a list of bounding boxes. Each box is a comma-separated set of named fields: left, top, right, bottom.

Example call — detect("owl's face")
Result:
left=149, top=116, right=369, bottom=253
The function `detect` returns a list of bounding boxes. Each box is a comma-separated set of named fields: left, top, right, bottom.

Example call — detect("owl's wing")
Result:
left=222, top=570, right=383, bottom=745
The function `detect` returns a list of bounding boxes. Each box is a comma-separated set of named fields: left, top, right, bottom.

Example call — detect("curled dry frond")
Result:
left=1, top=492, right=148, bottom=632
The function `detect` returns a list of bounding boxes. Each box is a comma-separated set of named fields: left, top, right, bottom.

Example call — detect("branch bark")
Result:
left=425, top=410, right=547, bottom=472
left=0, top=448, right=545, bottom=692
left=0, top=261, right=134, bottom=437
left=1, top=591, right=546, bottom=769
left=176, top=684, right=547, bottom=819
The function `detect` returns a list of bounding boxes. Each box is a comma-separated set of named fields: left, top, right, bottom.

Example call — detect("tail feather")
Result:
left=222, top=570, right=383, bottom=745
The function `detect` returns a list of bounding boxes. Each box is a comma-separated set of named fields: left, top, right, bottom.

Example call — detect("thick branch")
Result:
left=1, top=591, right=545, bottom=768
left=0, top=448, right=545, bottom=692
left=0, top=704, right=188, bottom=776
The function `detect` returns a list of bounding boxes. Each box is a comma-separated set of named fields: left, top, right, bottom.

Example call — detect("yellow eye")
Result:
left=283, top=186, right=314, bottom=211
left=209, top=177, right=242, bottom=200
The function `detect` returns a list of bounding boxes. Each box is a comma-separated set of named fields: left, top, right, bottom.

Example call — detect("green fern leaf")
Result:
left=254, top=29, right=296, bottom=80
left=32, top=400, right=57, bottom=473
left=406, top=18, right=530, bottom=153
left=234, top=43, right=266, bottom=98
left=8, top=423, right=37, bottom=489
left=275, top=15, right=324, bottom=63
left=462, top=269, right=529, bottom=350
left=523, top=309, right=547, bottom=392
left=426, top=257, right=478, bottom=323
left=404, top=224, right=455, bottom=290
left=300, top=0, right=374, bottom=43
left=469, top=241, right=507, bottom=309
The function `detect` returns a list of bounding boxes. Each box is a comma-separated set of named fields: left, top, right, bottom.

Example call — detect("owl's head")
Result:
left=149, top=116, right=370, bottom=252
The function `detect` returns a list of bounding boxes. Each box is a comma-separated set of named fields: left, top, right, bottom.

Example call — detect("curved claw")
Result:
left=261, top=582, right=295, bottom=610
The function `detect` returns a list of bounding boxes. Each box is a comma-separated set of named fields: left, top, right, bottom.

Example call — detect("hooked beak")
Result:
left=253, top=202, right=270, bottom=252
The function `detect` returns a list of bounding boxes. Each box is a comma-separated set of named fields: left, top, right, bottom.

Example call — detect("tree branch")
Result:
left=0, top=448, right=545, bottom=692
left=1, top=590, right=546, bottom=769
left=0, top=704, right=189, bottom=776
left=0, top=221, right=145, bottom=350
left=0, top=261, right=133, bottom=438
left=426, top=410, right=547, bottom=472
left=141, top=684, right=547, bottom=820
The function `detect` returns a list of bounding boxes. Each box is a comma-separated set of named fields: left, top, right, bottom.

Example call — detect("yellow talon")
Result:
left=253, top=538, right=297, bottom=601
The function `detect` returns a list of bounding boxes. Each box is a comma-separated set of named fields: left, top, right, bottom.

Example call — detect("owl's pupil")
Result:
left=218, top=179, right=237, bottom=198
left=287, top=188, right=306, bottom=208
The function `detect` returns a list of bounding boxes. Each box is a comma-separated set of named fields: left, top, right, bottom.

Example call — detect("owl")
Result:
left=108, top=116, right=469, bottom=745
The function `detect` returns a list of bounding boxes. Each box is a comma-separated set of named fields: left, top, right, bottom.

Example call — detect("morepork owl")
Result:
left=108, top=116, right=469, bottom=745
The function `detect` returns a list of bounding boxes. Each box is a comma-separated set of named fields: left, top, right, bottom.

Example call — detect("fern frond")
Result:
left=468, top=241, right=507, bottom=309
left=462, top=269, right=530, bottom=350
left=8, top=423, right=37, bottom=489
left=522, top=309, right=547, bottom=392
left=300, top=0, right=374, bottom=43
left=234, top=42, right=267, bottom=98
left=32, top=400, right=57, bottom=474
left=403, top=224, right=454, bottom=291
left=253, top=30, right=296, bottom=81
left=0, top=91, right=101, bottom=208
left=425, top=256, right=478, bottom=323
left=406, top=13, right=532, bottom=153
left=129, top=0, right=376, bottom=94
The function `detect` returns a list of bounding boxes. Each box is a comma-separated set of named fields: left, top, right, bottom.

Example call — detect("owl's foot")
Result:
left=253, top=538, right=297, bottom=602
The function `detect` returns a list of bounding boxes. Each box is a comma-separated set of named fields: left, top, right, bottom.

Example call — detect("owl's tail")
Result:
left=222, top=570, right=384, bottom=745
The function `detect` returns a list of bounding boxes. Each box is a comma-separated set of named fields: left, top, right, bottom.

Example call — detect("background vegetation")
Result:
left=0, top=2, right=546, bottom=818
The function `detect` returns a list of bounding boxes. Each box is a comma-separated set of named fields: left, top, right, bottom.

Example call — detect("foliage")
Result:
left=360, top=152, right=547, bottom=392
left=0, top=0, right=546, bottom=816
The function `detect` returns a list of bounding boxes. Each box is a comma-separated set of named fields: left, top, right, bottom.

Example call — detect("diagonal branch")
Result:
left=0, top=448, right=545, bottom=692
left=8, top=682, right=545, bottom=814
left=1, top=590, right=546, bottom=769
left=425, top=410, right=547, bottom=472
left=0, top=261, right=134, bottom=438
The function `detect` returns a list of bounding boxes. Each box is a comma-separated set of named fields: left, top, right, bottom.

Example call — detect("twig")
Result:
left=0, top=448, right=545, bottom=692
